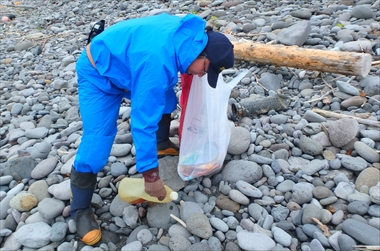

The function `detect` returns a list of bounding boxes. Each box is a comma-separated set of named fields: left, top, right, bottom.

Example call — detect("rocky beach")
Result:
left=1, top=0, right=380, bottom=250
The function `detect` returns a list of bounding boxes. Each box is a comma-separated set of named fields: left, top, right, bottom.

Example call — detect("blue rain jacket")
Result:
left=74, top=14, right=208, bottom=174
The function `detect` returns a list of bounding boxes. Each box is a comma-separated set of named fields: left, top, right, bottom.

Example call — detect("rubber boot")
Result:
left=156, top=114, right=179, bottom=157
left=70, top=168, right=101, bottom=246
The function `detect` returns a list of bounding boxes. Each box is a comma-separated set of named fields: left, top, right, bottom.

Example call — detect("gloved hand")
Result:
left=142, top=167, right=167, bottom=201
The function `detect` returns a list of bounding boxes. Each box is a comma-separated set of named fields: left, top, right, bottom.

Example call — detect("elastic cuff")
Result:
left=142, top=167, right=160, bottom=183
left=71, top=167, right=97, bottom=190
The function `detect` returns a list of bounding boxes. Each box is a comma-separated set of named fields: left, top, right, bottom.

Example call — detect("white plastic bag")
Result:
left=178, top=71, right=248, bottom=181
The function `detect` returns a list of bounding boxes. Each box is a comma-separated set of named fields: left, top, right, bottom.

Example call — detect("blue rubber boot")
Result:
left=70, top=168, right=101, bottom=246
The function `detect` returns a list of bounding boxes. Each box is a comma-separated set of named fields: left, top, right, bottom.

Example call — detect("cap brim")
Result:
left=207, top=67, right=218, bottom=88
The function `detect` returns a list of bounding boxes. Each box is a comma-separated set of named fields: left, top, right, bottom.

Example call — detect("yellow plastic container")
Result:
left=118, top=177, right=178, bottom=204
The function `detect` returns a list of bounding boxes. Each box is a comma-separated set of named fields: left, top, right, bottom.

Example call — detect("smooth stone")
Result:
left=328, top=231, right=342, bottom=251
left=222, top=160, right=263, bottom=183
left=312, top=186, right=331, bottom=199
left=110, top=144, right=132, bottom=157
left=368, top=218, right=380, bottom=229
left=186, top=213, right=213, bottom=239
left=0, top=176, right=13, bottom=186
left=137, top=229, right=153, bottom=244
left=347, top=191, right=371, bottom=204
left=236, top=231, right=276, bottom=251
left=272, top=226, right=292, bottom=247
left=228, top=127, right=251, bottom=155
left=341, top=219, right=380, bottom=245
left=302, top=224, right=322, bottom=238
left=301, top=159, right=328, bottom=175
left=302, top=204, right=322, bottom=224
left=332, top=210, right=345, bottom=225
left=37, top=198, right=65, bottom=220
left=341, top=156, right=368, bottom=172
left=328, top=118, right=359, bottom=147
left=368, top=205, right=380, bottom=217
left=168, top=224, right=192, bottom=238
left=370, top=185, right=380, bottom=204
left=236, top=180, right=263, bottom=198
left=47, top=179, right=71, bottom=200
left=347, top=200, right=369, bottom=215
left=179, top=201, right=204, bottom=222
left=50, top=222, right=68, bottom=242
left=338, top=233, right=357, bottom=251
left=9, top=192, right=38, bottom=212
left=228, top=189, right=250, bottom=205
left=299, top=136, right=323, bottom=156
left=31, top=157, right=59, bottom=179
left=359, top=130, right=380, bottom=141
left=334, top=182, right=355, bottom=200
left=276, top=180, right=295, bottom=192
left=354, top=141, right=380, bottom=163
left=24, top=127, right=49, bottom=139
left=309, top=239, right=325, bottom=251
left=14, top=222, right=51, bottom=248
left=341, top=96, right=367, bottom=109
left=209, top=217, right=229, bottom=232
left=277, top=20, right=311, bottom=46
left=336, top=80, right=360, bottom=96
left=320, top=196, right=338, bottom=206
left=121, top=240, right=143, bottom=251
left=292, top=182, right=314, bottom=204
left=302, top=110, right=326, bottom=122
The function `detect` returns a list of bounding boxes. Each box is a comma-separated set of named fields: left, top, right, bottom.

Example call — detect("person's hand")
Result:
left=144, top=179, right=166, bottom=201
left=142, top=167, right=167, bottom=201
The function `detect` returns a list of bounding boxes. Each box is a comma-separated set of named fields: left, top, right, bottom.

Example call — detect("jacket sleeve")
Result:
left=129, top=54, right=176, bottom=173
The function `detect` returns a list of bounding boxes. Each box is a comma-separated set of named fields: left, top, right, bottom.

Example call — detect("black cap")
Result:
left=203, top=31, right=234, bottom=88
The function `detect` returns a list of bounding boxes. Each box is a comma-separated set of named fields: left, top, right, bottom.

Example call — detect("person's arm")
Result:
left=142, top=166, right=166, bottom=200
left=129, top=54, right=177, bottom=200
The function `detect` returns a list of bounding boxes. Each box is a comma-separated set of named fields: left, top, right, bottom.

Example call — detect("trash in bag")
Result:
left=177, top=70, right=248, bottom=181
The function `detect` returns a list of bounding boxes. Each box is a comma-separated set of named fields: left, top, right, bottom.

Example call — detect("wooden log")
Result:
left=354, top=245, right=380, bottom=251
left=232, top=41, right=372, bottom=77
left=312, top=108, right=380, bottom=128
left=2, top=4, right=37, bottom=9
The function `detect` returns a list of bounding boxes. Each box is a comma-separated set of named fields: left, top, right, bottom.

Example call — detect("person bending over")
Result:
left=71, top=13, right=234, bottom=245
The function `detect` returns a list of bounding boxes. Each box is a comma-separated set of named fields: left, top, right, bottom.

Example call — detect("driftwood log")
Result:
left=312, top=108, right=380, bottom=128
left=354, top=246, right=380, bottom=251
left=2, top=4, right=38, bottom=9
left=232, top=41, right=373, bottom=77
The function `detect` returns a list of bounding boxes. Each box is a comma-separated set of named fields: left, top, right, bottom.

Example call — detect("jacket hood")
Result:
left=173, top=14, right=208, bottom=74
